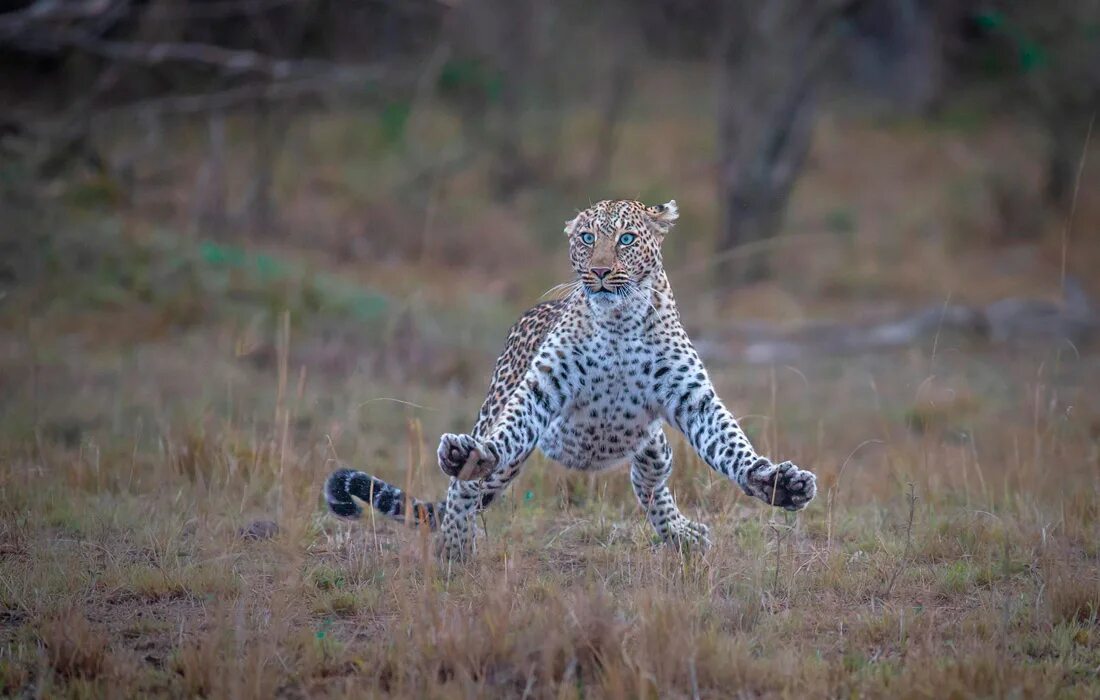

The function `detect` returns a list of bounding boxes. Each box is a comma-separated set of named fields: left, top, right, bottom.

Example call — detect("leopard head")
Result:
left=563, top=199, right=679, bottom=308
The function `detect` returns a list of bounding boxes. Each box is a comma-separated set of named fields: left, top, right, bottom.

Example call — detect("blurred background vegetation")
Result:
left=2, top=0, right=1097, bottom=287
left=3, top=0, right=1099, bottom=479
left=2, top=3, right=1100, bottom=697
left=2, top=0, right=1099, bottom=462
left=2, top=0, right=1100, bottom=424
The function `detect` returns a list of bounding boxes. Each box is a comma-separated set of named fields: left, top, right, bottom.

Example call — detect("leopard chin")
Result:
left=585, top=287, right=621, bottom=297
left=584, top=291, right=627, bottom=314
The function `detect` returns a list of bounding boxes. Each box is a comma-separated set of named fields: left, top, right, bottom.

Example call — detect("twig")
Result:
left=0, top=1, right=366, bottom=82
left=73, top=33, right=332, bottom=77
left=827, top=439, right=884, bottom=549
left=688, top=656, right=701, bottom=700
left=769, top=519, right=793, bottom=595
left=881, top=483, right=917, bottom=598
left=669, top=231, right=833, bottom=279
left=1059, top=113, right=1094, bottom=295
left=0, top=0, right=124, bottom=36
left=999, top=532, right=1012, bottom=655
left=131, top=0, right=295, bottom=21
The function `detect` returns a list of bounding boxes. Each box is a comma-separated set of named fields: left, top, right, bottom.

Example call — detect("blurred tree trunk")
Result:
left=588, top=2, right=641, bottom=184
left=192, top=111, right=227, bottom=237
left=490, top=0, right=533, bottom=200
left=888, top=0, right=942, bottom=113
left=244, top=103, right=292, bottom=238
left=848, top=0, right=943, bottom=113
left=715, top=0, right=858, bottom=283
left=588, top=56, right=633, bottom=184
left=444, top=0, right=539, bottom=201
left=1041, top=113, right=1084, bottom=209
left=241, top=0, right=314, bottom=237
left=1028, top=56, right=1098, bottom=211
left=988, top=0, right=1100, bottom=211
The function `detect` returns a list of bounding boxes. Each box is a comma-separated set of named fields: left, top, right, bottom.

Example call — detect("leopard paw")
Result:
left=435, top=522, right=475, bottom=562
left=437, top=433, right=498, bottom=480
left=664, top=517, right=712, bottom=551
left=742, top=458, right=817, bottom=511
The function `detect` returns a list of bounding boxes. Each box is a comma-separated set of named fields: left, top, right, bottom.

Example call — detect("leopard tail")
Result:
left=324, top=468, right=440, bottom=530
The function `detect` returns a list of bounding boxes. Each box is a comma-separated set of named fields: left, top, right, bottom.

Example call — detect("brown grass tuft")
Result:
left=1046, top=567, right=1100, bottom=625
left=38, top=611, right=115, bottom=681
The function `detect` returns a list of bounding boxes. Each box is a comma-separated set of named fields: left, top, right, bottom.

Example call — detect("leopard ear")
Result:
left=563, top=215, right=577, bottom=236
left=648, top=199, right=679, bottom=236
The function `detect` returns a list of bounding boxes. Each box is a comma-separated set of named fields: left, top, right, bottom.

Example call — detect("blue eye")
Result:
left=618, top=232, right=637, bottom=246
left=580, top=232, right=596, bottom=246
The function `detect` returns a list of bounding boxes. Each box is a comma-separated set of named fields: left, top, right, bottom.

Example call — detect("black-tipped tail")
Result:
left=324, top=468, right=440, bottom=530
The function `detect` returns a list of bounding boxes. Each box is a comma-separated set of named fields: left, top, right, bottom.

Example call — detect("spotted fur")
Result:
left=324, top=199, right=817, bottom=560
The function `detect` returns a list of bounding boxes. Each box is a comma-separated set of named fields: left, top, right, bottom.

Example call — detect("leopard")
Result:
left=325, top=198, right=817, bottom=560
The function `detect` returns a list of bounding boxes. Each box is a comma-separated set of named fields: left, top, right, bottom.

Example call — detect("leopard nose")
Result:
left=590, top=267, right=612, bottom=279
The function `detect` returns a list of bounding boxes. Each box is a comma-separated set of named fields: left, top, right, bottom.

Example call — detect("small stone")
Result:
left=240, top=520, right=279, bottom=541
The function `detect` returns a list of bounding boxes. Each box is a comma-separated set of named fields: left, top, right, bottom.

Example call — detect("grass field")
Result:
left=1, top=103, right=1099, bottom=698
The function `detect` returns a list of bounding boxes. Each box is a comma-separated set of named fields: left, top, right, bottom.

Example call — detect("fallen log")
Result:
left=696, top=279, right=1098, bottom=365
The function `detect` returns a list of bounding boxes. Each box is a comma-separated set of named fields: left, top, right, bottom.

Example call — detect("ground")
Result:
left=0, top=90, right=1098, bottom=697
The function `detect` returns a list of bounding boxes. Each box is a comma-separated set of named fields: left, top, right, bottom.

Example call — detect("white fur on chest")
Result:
left=537, top=331, right=662, bottom=470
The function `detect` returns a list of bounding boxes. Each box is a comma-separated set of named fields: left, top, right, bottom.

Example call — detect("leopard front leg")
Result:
left=435, top=441, right=535, bottom=562
left=630, top=428, right=711, bottom=550
left=658, top=349, right=817, bottom=512
left=436, top=341, right=571, bottom=561
left=436, top=479, right=483, bottom=562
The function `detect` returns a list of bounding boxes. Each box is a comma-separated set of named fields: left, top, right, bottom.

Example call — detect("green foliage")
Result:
left=437, top=58, right=503, bottom=103
left=379, top=101, right=412, bottom=145
left=62, top=174, right=127, bottom=210
left=937, top=560, right=978, bottom=595
left=824, top=207, right=857, bottom=236
left=20, top=224, right=393, bottom=332
left=311, top=565, right=348, bottom=591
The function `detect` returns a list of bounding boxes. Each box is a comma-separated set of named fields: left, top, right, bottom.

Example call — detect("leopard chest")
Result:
left=537, top=336, right=659, bottom=470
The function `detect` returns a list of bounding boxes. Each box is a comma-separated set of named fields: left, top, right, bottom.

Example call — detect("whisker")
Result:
left=540, top=279, right=583, bottom=301
left=538, top=281, right=570, bottom=299
left=625, top=282, right=659, bottom=316
left=559, top=279, right=586, bottom=305
left=646, top=282, right=673, bottom=309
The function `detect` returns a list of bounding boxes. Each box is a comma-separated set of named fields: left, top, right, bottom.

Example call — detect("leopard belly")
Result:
left=536, top=348, right=659, bottom=471
left=538, top=413, right=657, bottom=471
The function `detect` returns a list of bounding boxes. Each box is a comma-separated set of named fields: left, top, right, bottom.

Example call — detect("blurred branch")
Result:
left=89, top=70, right=393, bottom=120
left=2, top=25, right=363, bottom=81
left=587, top=1, right=640, bottom=183
left=0, top=0, right=120, bottom=30
left=124, top=0, right=296, bottom=21
left=0, top=0, right=403, bottom=82
left=0, top=0, right=131, bottom=45
left=2, top=61, right=405, bottom=196
left=0, top=0, right=302, bottom=33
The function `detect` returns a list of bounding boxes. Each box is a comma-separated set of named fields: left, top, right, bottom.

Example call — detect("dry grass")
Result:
left=38, top=612, right=115, bottom=681
left=2, top=80, right=1100, bottom=698
left=2, top=305, right=1097, bottom=697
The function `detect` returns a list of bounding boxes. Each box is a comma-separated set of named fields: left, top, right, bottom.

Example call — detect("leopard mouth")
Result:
left=586, top=286, right=623, bottom=297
